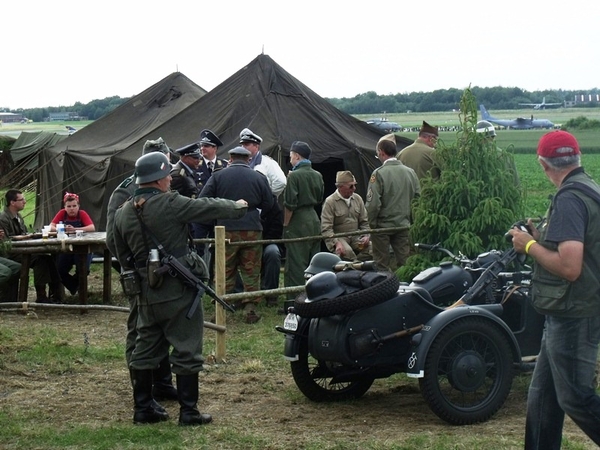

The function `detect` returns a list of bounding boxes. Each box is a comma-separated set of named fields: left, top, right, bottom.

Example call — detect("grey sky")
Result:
left=2, top=0, right=598, bottom=109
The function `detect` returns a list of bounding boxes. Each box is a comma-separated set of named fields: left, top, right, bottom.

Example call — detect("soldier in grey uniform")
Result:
left=106, top=138, right=178, bottom=405
left=111, top=152, right=247, bottom=425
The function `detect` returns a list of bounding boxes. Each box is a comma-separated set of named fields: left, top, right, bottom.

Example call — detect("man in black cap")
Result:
left=239, top=127, right=287, bottom=197
left=398, top=120, right=441, bottom=183
left=193, top=129, right=229, bottom=258
left=282, top=141, right=323, bottom=298
left=200, top=147, right=274, bottom=324
left=196, top=129, right=228, bottom=189
left=170, top=143, right=202, bottom=199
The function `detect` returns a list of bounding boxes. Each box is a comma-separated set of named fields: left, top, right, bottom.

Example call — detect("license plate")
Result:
left=283, top=313, right=299, bottom=331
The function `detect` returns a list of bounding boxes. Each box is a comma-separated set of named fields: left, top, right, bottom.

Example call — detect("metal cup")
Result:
left=76, top=229, right=84, bottom=238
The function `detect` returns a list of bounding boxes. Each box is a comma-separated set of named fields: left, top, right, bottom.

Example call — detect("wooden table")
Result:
left=9, top=231, right=112, bottom=304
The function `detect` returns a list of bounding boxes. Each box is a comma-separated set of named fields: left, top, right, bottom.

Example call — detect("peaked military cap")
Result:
left=198, top=129, right=223, bottom=147
left=175, top=142, right=201, bottom=157
left=239, top=128, right=262, bottom=144
left=228, top=146, right=252, bottom=156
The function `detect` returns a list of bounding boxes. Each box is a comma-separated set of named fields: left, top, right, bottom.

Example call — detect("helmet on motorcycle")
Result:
left=135, top=152, right=171, bottom=184
left=476, top=120, right=496, bottom=138
left=305, top=252, right=341, bottom=278
left=305, top=272, right=346, bottom=302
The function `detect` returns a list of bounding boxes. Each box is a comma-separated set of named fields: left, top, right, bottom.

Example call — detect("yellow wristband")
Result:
left=525, top=240, right=537, bottom=254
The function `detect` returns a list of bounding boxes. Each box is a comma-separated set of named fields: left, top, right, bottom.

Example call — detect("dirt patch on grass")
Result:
left=0, top=300, right=596, bottom=449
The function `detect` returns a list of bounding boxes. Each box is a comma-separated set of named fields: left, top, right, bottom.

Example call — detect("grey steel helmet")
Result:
left=135, top=152, right=171, bottom=184
left=305, top=252, right=342, bottom=277
left=305, top=271, right=346, bottom=302
left=476, top=120, right=497, bottom=137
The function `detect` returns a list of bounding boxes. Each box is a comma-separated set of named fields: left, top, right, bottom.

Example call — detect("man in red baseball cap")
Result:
left=508, top=130, right=600, bottom=449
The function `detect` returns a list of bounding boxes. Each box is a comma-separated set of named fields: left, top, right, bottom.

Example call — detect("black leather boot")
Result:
left=48, top=283, right=63, bottom=303
left=129, top=369, right=167, bottom=414
left=176, top=373, right=212, bottom=426
left=132, top=369, right=169, bottom=424
left=152, top=356, right=178, bottom=401
left=35, top=284, right=52, bottom=303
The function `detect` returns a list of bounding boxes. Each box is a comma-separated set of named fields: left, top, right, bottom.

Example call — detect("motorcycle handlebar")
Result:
left=415, top=242, right=467, bottom=263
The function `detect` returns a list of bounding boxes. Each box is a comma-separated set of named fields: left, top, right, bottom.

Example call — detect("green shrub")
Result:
left=398, top=88, right=523, bottom=281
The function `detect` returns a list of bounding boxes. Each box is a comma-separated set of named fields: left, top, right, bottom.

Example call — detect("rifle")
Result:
left=154, top=255, right=236, bottom=318
left=446, top=248, right=517, bottom=309
left=447, top=217, right=546, bottom=309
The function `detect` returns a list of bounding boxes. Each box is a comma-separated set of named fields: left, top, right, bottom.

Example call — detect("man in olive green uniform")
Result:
left=111, top=152, right=247, bottom=426
left=366, top=139, right=420, bottom=272
left=321, top=170, right=371, bottom=261
left=283, top=141, right=324, bottom=296
left=106, top=138, right=178, bottom=404
left=398, top=121, right=440, bottom=183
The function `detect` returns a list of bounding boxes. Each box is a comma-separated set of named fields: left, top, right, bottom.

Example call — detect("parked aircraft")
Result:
left=479, top=105, right=554, bottom=130
left=365, top=118, right=401, bottom=133
left=518, top=97, right=563, bottom=110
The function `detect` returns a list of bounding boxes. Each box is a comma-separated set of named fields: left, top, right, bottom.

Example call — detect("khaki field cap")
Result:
left=336, top=171, right=356, bottom=184
left=420, top=121, right=439, bottom=137
left=377, top=133, right=396, bottom=147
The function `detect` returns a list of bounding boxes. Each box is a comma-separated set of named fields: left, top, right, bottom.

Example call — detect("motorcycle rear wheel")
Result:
left=290, top=337, right=374, bottom=402
left=419, top=316, right=514, bottom=425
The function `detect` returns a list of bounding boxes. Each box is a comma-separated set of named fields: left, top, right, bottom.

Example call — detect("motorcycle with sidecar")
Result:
left=276, top=241, right=545, bottom=425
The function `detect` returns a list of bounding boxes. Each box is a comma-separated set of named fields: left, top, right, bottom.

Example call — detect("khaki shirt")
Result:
left=321, top=190, right=369, bottom=250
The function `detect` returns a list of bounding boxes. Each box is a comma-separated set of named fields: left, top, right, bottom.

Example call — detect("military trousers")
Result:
left=130, top=287, right=204, bottom=375
left=371, top=229, right=410, bottom=272
left=224, top=230, right=262, bottom=295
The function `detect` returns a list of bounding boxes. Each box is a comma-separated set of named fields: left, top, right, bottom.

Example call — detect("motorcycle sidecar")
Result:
left=280, top=284, right=523, bottom=425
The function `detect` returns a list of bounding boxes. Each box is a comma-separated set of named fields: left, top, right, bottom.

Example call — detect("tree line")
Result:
left=8, top=96, right=127, bottom=122
left=5, top=86, right=600, bottom=122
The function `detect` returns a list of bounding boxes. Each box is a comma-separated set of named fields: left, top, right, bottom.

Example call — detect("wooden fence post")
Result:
left=214, top=226, right=227, bottom=362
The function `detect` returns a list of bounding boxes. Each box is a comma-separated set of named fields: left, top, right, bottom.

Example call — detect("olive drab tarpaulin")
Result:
left=35, top=55, right=412, bottom=231
left=35, top=72, right=207, bottom=231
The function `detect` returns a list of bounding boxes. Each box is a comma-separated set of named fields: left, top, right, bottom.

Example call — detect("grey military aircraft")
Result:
left=365, top=118, right=401, bottom=133
left=518, top=97, right=563, bottom=110
left=479, top=104, right=554, bottom=130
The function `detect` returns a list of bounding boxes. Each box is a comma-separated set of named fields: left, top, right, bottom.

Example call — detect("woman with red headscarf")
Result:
left=50, top=192, right=96, bottom=296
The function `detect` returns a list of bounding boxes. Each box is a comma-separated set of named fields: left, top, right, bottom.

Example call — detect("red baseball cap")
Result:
left=537, top=130, right=580, bottom=158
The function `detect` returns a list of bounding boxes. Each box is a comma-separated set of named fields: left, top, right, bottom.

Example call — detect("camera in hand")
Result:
left=504, top=220, right=532, bottom=242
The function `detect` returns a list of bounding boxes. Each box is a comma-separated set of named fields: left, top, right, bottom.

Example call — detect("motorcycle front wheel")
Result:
left=290, top=337, right=374, bottom=402
left=419, top=316, right=514, bottom=425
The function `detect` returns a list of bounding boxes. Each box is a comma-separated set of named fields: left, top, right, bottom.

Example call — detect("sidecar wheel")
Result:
left=293, top=272, right=399, bottom=318
left=290, top=337, right=374, bottom=402
left=419, top=317, right=513, bottom=425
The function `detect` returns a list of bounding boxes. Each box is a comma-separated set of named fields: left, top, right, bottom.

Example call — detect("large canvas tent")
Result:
left=0, top=131, right=68, bottom=186
left=36, top=72, right=207, bottom=230
left=37, top=54, right=412, bottom=230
